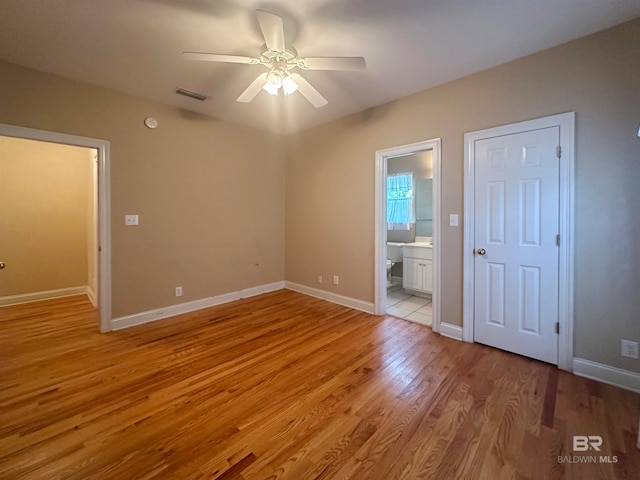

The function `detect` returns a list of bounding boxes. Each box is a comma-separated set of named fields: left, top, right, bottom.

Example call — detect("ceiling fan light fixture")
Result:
left=282, top=74, right=299, bottom=95
left=263, top=70, right=284, bottom=95
left=262, top=79, right=280, bottom=95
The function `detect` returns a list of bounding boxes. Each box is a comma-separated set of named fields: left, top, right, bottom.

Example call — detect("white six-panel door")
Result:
left=473, top=127, right=560, bottom=364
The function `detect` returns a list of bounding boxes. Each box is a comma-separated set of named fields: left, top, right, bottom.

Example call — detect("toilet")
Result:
left=386, top=242, right=404, bottom=281
left=386, top=259, right=393, bottom=273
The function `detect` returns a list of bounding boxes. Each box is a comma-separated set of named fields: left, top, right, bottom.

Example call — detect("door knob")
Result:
left=0, top=262, right=5, bottom=269
left=476, top=248, right=486, bottom=256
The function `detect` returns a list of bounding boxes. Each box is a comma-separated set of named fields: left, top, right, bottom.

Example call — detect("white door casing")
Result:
left=474, top=127, right=560, bottom=364
left=374, top=138, right=441, bottom=333
left=463, top=112, right=575, bottom=371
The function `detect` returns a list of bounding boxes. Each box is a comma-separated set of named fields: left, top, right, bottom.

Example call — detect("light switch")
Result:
left=125, top=214, right=139, bottom=226
left=449, top=214, right=459, bottom=227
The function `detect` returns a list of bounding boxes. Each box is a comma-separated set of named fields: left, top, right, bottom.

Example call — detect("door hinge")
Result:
left=556, top=234, right=560, bottom=246
left=556, top=146, right=562, bottom=159
left=98, top=246, right=102, bottom=252
left=555, top=322, right=560, bottom=334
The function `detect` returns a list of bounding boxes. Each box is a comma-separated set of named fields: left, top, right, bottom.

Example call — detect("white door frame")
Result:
left=374, top=138, right=441, bottom=333
left=0, top=123, right=112, bottom=333
left=462, top=112, right=575, bottom=370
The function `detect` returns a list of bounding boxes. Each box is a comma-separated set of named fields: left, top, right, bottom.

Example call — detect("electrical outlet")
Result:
left=124, top=214, right=139, bottom=226
left=175, top=286, right=183, bottom=297
left=317, top=275, right=323, bottom=284
left=332, top=275, right=339, bottom=285
left=621, top=340, right=639, bottom=359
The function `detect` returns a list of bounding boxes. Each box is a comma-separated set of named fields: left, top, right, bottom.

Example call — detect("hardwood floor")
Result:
left=0, top=291, right=638, bottom=479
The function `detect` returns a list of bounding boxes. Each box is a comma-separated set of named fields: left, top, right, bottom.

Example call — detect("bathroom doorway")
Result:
left=374, top=139, right=441, bottom=333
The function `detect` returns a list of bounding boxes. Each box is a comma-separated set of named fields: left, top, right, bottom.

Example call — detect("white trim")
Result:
left=0, top=286, right=88, bottom=307
left=88, top=151, right=99, bottom=309
left=111, top=281, right=285, bottom=331
left=573, top=358, right=640, bottom=393
left=0, top=123, right=112, bottom=333
left=439, top=322, right=463, bottom=341
left=557, top=114, right=576, bottom=372
left=374, top=138, right=442, bottom=334
left=285, top=281, right=375, bottom=314
left=86, top=285, right=98, bottom=308
left=462, top=112, right=575, bottom=370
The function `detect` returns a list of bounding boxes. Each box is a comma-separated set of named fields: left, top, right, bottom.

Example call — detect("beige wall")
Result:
left=286, top=19, right=640, bottom=372
left=0, top=136, right=91, bottom=296
left=0, top=61, right=285, bottom=318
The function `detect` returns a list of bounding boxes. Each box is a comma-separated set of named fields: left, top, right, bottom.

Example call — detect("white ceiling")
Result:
left=1, top=0, right=639, bottom=134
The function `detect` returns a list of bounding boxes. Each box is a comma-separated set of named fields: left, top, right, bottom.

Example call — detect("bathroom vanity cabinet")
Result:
left=402, top=245, right=433, bottom=294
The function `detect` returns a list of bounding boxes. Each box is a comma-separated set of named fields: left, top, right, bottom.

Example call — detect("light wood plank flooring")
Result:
left=0, top=291, right=638, bottom=479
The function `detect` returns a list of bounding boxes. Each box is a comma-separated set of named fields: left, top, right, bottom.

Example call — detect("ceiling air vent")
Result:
left=175, top=87, right=208, bottom=101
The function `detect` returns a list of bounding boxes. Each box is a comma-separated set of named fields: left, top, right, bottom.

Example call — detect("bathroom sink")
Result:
left=386, top=242, right=404, bottom=262
left=406, top=241, right=432, bottom=248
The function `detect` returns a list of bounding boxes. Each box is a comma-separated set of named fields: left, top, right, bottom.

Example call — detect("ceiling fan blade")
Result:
left=300, top=57, right=366, bottom=71
left=237, top=72, right=268, bottom=103
left=292, top=74, right=327, bottom=108
left=182, top=52, right=256, bottom=64
left=256, top=10, right=285, bottom=52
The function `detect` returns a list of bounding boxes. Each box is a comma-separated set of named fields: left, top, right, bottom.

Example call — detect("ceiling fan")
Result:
left=182, top=10, right=366, bottom=108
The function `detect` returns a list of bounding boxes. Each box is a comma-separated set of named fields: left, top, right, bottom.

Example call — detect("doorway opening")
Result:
left=0, top=123, right=111, bottom=332
left=374, top=139, right=441, bottom=333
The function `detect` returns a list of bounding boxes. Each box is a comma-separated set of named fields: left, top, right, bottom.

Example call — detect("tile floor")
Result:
left=386, top=286, right=432, bottom=327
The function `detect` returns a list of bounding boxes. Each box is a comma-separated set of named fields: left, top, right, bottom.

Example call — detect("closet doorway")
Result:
left=0, top=123, right=111, bottom=332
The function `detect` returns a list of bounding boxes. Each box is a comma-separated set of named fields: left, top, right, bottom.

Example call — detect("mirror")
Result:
left=415, top=178, right=433, bottom=237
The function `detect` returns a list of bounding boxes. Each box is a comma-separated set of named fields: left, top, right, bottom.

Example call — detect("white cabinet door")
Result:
left=423, top=260, right=433, bottom=293
left=404, top=257, right=432, bottom=293
left=403, top=258, right=423, bottom=291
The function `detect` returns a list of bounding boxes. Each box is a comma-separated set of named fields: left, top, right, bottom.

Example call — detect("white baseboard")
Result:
left=86, top=286, right=98, bottom=308
left=0, top=286, right=88, bottom=307
left=573, top=358, right=640, bottom=393
left=284, top=281, right=375, bottom=315
left=110, top=281, right=285, bottom=331
left=438, top=322, right=463, bottom=341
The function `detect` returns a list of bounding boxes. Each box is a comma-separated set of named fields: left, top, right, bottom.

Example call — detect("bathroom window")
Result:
left=387, top=172, right=414, bottom=230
